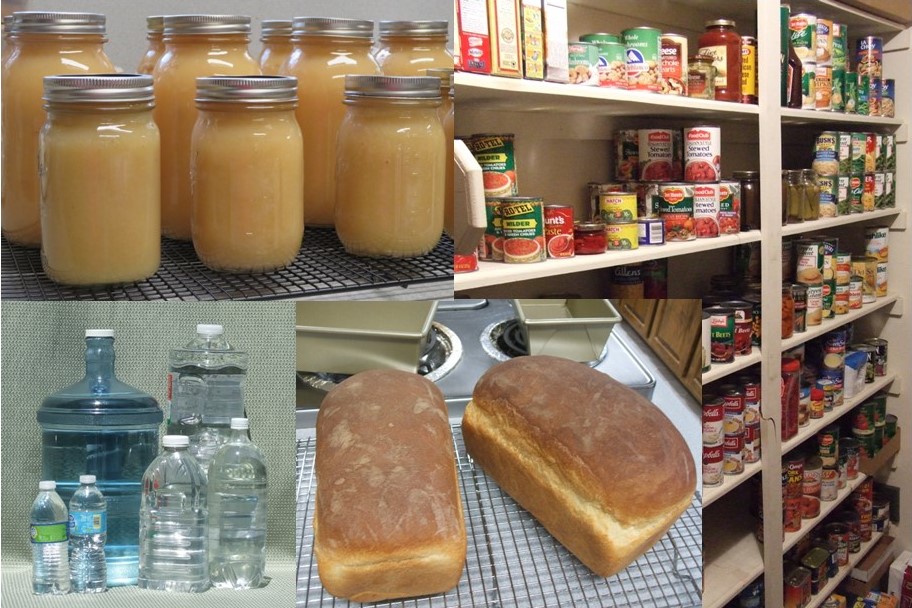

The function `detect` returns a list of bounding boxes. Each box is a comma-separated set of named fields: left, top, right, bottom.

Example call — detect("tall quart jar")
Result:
left=191, top=76, right=304, bottom=273
left=335, top=75, right=445, bottom=258
left=257, top=19, right=292, bottom=74
left=153, top=15, right=260, bottom=241
left=40, top=75, right=161, bottom=286
left=280, top=17, right=378, bottom=227
left=136, top=16, right=164, bottom=74
left=697, top=19, right=741, bottom=102
left=426, top=67, right=454, bottom=236
left=2, top=12, right=114, bottom=247
left=374, top=20, right=453, bottom=76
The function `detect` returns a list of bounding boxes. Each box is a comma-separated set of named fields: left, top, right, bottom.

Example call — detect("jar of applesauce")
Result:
left=281, top=17, right=379, bottom=227
left=136, top=16, right=164, bottom=74
left=191, top=76, right=304, bottom=273
left=257, top=20, right=292, bottom=74
left=425, top=67, right=454, bottom=236
left=153, top=15, right=260, bottom=241
left=40, top=75, right=160, bottom=285
left=2, top=12, right=114, bottom=247
left=373, top=21, right=453, bottom=76
left=335, top=75, right=445, bottom=258
left=2, top=15, right=14, bottom=64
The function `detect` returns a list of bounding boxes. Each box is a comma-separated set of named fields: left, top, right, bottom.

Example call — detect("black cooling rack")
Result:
left=1, top=229, right=453, bottom=301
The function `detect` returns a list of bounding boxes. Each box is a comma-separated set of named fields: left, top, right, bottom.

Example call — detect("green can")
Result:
left=870, top=393, right=887, bottom=424
left=858, top=74, right=870, bottom=115
left=837, top=132, right=851, bottom=174
left=568, top=41, right=600, bottom=85
left=622, top=27, right=661, bottom=92
left=883, top=134, right=895, bottom=171
left=500, top=197, right=546, bottom=263
left=849, top=174, right=864, bottom=213
left=886, top=414, right=898, bottom=439
left=832, top=22, right=847, bottom=70
left=850, top=133, right=866, bottom=174
left=886, top=172, right=894, bottom=208
left=853, top=401, right=876, bottom=432
left=875, top=133, right=884, bottom=170
left=837, top=174, right=850, bottom=215
left=845, top=71, right=857, bottom=113
left=831, top=67, right=846, bottom=111
left=852, top=429, right=877, bottom=459
left=801, top=61, right=816, bottom=110
left=874, top=425, right=884, bottom=450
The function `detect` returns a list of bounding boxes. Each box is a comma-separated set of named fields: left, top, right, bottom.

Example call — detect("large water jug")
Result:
left=138, top=435, right=210, bottom=592
left=38, top=329, right=162, bottom=587
left=208, top=418, right=268, bottom=589
left=31, top=481, right=70, bottom=595
left=168, top=324, right=248, bottom=474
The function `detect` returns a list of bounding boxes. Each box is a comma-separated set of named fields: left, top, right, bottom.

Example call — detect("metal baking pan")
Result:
left=513, top=299, right=622, bottom=362
left=295, top=301, right=438, bottom=374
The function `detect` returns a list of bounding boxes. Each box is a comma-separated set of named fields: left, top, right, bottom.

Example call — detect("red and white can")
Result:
left=637, top=129, right=676, bottom=182
left=703, top=443, right=724, bottom=486
left=683, top=125, right=721, bottom=182
left=703, top=394, right=724, bottom=445
left=723, top=433, right=745, bottom=475
left=543, top=205, right=575, bottom=258
left=453, top=252, right=479, bottom=273
left=692, top=183, right=720, bottom=238
left=744, top=420, right=761, bottom=463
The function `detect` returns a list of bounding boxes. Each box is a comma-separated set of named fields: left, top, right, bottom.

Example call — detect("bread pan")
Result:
left=513, top=299, right=621, bottom=362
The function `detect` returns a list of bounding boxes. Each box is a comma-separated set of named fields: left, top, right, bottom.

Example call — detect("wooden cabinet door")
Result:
left=614, top=299, right=659, bottom=339
left=646, top=299, right=702, bottom=378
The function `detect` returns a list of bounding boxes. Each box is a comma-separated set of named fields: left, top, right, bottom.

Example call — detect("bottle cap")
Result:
left=85, top=329, right=115, bottom=338
left=79, top=474, right=96, bottom=484
left=196, top=324, right=224, bottom=335
left=163, top=435, right=190, bottom=448
left=230, top=417, right=249, bottom=430
left=39, top=480, right=56, bottom=491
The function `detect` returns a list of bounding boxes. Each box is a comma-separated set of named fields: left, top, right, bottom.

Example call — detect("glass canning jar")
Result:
left=280, top=17, right=379, bottom=227
left=801, top=168, right=820, bottom=221
left=191, top=76, right=304, bottom=273
left=136, top=16, right=164, bottom=74
left=153, top=15, right=260, bottom=241
left=426, top=67, right=454, bottom=236
left=374, top=20, right=453, bottom=76
left=2, top=14, right=14, bottom=65
left=257, top=19, right=292, bottom=75
left=697, top=19, right=741, bottom=102
left=2, top=12, right=114, bottom=247
left=787, top=170, right=805, bottom=224
left=335, top=75, right=445, bottom=258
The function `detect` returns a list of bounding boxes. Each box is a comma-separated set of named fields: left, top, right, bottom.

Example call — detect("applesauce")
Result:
left=136, top=16, right=164, bottom=74
left=426, top=68, right=454, bottom=236
left=374, top=21, right=453, bottom=76
left=280, top=17, right=379, bottom=227
left=40, top=75, right=160, bottom=285
left=257, top=20, right=292, bottom=75
left=153, top=15, right=260, bottom=241
left=335, top=76, right=445, bottom=258
left=191, top=76, right=304, bottom=273
left=2, top=12, right=114, bottom=247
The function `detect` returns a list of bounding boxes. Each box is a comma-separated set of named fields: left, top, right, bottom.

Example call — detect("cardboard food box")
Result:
left=542, top=0, right=569, bottom=83
left=487, top=0, right=523, bottom=77
left=457, top=0, right=492, bottom=74
left=520, top=0, right=544, bottom=79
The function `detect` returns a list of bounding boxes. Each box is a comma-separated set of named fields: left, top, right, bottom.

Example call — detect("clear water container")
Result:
left=38, top=330, right=163, bottom=586
left=31, top=480, right=70, bottom=595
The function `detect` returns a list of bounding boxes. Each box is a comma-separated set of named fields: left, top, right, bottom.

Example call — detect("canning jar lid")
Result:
left=2, top=15, right=12, bottom=32
left=146, top=15, right=164, bottom=33
left=163, top=14, right=251, bottom=35
left=424, top=67, right=453, bottom=90
left=705, top=19, right=736, bottom=28
left=291, top=17, right=373, bottom=38
left=196, top=75, right=298, bottom=104
left=43, top=74, right=155, bottom=104
left=575, top=220, right=606, bottom=232
left=379, top=20, right=447, bottom=37
left=260, top=19, right=292, bottom=37
left=344, top=75, right=441, bottom=99
left=732, top=170, right=760, bottom=178
left=11, top=11, right=106, bottom=35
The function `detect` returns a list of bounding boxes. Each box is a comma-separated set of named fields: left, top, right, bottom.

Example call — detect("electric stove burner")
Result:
left=481, top=319, right=527, bottom=362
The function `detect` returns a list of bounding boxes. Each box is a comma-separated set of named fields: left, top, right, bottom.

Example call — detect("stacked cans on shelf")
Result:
left=703, top=373, right=761, bottom=488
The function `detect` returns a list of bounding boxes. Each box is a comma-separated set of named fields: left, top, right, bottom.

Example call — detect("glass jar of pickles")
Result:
left=786, top=170, right=804, bottom=224
left=335, top=75, right=445, bottom=258
left=2, top=11, right=115, bottom=247
left=373, top=20, right=453, bottom=76
left=426, top=67, right=455, bottom=236
left=136, top=15, right=164, bottom=74
left=40, top=75, right=160, bottom=285
left=191, top=76, right=304, bottom=273
left=687, top=54, right=716, bottom=100
left=801, top=169, right=819, bottom=221
left=257, top=19, right=292, bottom=75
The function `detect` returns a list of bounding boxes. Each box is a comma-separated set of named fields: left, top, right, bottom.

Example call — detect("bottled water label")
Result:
left=31, top=522, right=67, bottom=543
left=69, top=511, right=106, bottom=534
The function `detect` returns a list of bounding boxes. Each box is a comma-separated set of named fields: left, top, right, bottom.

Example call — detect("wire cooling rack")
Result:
left=1, top=229, right=453, bottom=301
left=296, top=426, right=702, bottom=608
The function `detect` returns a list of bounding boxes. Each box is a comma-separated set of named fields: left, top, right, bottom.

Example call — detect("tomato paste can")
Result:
left=480, top=199, right=504, bottom=261
left=660, top=33, right=687, bottom=95
left=468, top=133, right=518, bottom=197
left=599, top=191, right=637, bottom=224
left=703, top=443, right=723, bottom=486
left=821, top=466, right=839, bottom=501
left=702, top=394, right=724, bottom=445
left=692, top=183, right=720, bottom=238
left=683, top=126, right=721, bottom=182
left=605, top=222, right=638, bottom=250
left=499, top=197, right=546, bottom=263
left=706, top=306, right=735, bottom=364
left=655, top=183, right=695, bottom=241
left=615, top=130, right=639, bottom=180
left=637, top=217, right=664, bottom=246
left=638, top=129, right=676, bottom=181
left=723, top=433, right=744, bottom=475
left=543, top=205, right=575, bottom=259
left=622, top=27, right=661, bottom=91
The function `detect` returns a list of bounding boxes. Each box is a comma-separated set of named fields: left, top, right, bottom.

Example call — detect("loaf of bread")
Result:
left=314, top=369, right=466, bottom=602
left=462, top=355, right=695, bottom=577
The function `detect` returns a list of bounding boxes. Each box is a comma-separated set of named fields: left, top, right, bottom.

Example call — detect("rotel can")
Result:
left=499, top=197, right=546, bottom=263
left=543, top=204, right=574, bottom=258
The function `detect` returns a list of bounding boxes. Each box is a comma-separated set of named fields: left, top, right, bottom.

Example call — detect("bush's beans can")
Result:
left=638, top=217, right=664, bottom=246
left=599, top=191, right=637, bottom=224
left=500, top=197, right=546, bottom=263
left=622, top=27, right=661, bottom=91
left=703, top=394, right=724, bottom=445
left=660, top=33, right=687, bottom=95
left=723, top=433, right=744, bottom=475
left=543, top=205, right=575, bottom=259
left=703, top=443, right=723, bottom=486
left=721, top=384, right=745, bottom=434
left=615, top=130, right=639, bottom=180
left=481, top=199, right=504, bottom=261
left=638, top=129, right=676, bottom=182
left=865, top=338, right=888, bottom=376
left=853, top=401, right=876, bottom=433
left=706, top=305, right=735, bottom=364
left=683, top=126, right=721, bottom=182
left=817, top=174, right=837, bottom=217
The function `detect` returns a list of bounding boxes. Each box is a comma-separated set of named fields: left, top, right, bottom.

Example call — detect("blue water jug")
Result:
left=38, top=329, right=162, bottom=587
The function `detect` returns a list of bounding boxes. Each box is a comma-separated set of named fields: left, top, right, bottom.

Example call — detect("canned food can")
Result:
left=876, top=261, right=887, bottom=296
left=544, top=205, right=575, bottom=259
left=849, top=275, right=863, bottom=309
left=836, top=174, right=850, bottom=215
left=792, top=283, right=808, bottom=333
left=701, top=311, right=711, bottom=372
left=718, top=181, right=741, bottom=234
left=864, top=133, right=878, bottom=171
left=469, top=134, right=518, bottom=197
left=850, top=133, right=866, bottom=173
left=821, top=467, right=839, bottom=501
left=817, top=174, right=837, bottom=217
left=795, top=239, right=823, bottom=284
left=832, top=22, right=847, bottom=68
left=702, top=394, right=724, bottom=445
left=453, top=252, right=479, bottom=273
left=809, top=388, right=824, bottom=419
left=723, top=433, right=744, bottom=475
left=853, top=401, right=876, bottom=433
left=638, top=129, right=677, bottom=182
left=801, top=60, right=817, bottom=109
left=841, top=509, right=861, bottom=553
left=637, top=217, right=664, bottom=246
left=744, top=421, right=761, bottom=463
left=588, top=182, right=624, bottom=220
left=852, top=428, right=877, bottom=459
left=834, top=252, right=851, bottom=285
left=845, top=71, right=857, bottom=113
left=599, top=191, right=637, bottom=224
left=862, top=173, right=876, bottom=211
left=655, top=183, right=695, bottom=241
left=858, top=74, right=870, bottom=115
left=805, top=281, right=823, bottom=326
left=873, top=172, right=886, bottom=209
left=615, top=130, right=639, bottom=180
left=813, top=131, right=838, bottom=175
left=790, top=13, right=817, bottom=61
left=856, top=36, right=883, bottom=78
left=692, top=183, right=720, bottom=238
left=815, top=65, right=832, bottom=110
left=860, top=255, right=878, bottom=302
left=818, top=425, right=839, bottom=467
left=623, top=27, right=661, bottom=91
left=826, top=522, right=849, bottom=566
left=885, top=171, right=894, bottom=207
left=609, top=264, right=644, bottom=298
left=883, top=134, right=896, bottom=171
left=480, top=199, right=504, bottom=261
left=683, top=126, right=721, bottom=182
left=848, top=174, right=863, bottom=213
left=803, top=455, right=823, bottom=497
left=869, top=77, right=882, bottom=116
left=642, top=259, right=667, bottom=298
left=882, top=78, right=895, bottom=117
left=816, top=18, right=833, bottom=66
left=833, top=284, right=849, bottom=315
left=866, top=338, right=888, bottom=376
left=837, top=132, right=852, bottom=174
left=864, top=225, right=888, bottom=261
left=800, top=546, right=829, bottom=594
left=706, top=305, right=735, bottom=364
left=605, top=222, right=638, bottom=250
left=703, top=443, right=724, bottom=486
left=886, top=413, right=898, bottom=439
left=660, top=33, right=687, bottom=95
left=784, top=565, right=811, bottom=604
left=831, top=67, right=845, bottom=111
left=875, top=133, right=885, bottom=170
left=500, top=197, right=546, bottom=263
left=568, top=41, right=600, bottom=86
left=741, top=35, right=757, bottom=104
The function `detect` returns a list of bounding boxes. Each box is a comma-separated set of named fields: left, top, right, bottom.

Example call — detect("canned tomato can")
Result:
left=706, top=306, right=735, bottom=364
left=703, top=443, right=724, bottom=486
left=638, top=129, right=676, bottom=181
left=818, top=425, right=839, bottom=467
left=599, top=191, right=637, bottom=224
left=660, top=33, right=687, bottom=95
left=852, top=428, right=877, bottom=459
left=703, top=394, right=724, bottom=445
left=656, top=183, right=695, bottom=241
left=853, top=400, right=876, bottom=433
left=821, top=466, right=839, bottom=501
left=615, top=130, right=639, bottom=180
left=605, top=222, right=638, bottom=250
left=480, top=199, right=504, bottom=261
left=826, top=522, right=849, bottom=566
left=469, top=134, right=518, bottom=197
left=499, top=197, right=546, bottom=263
left=723, top=433, right=744, bottom=475
left=543, top=205, right=575, bottom=259
left=840, top=437, right=860, bottom=480
left=622, top=27, right=661, bottom=91
left=719, top=300, right=752, bottom=356
left=683, top=126, right=721, bottom=182
left=453, top=252, right=478, bottom=273
left=866, top=338, right=887, bottom=375
left=718, top=181, right=741, bottom=234
left=637, top=217, right=664, bottom=246
left=692, top=184, right=720, bottom=238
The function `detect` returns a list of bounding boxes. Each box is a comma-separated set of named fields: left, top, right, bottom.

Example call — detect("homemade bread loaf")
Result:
left=314, top=369, right=466, bottom=602
left=462, top=355, right=695, bottom=577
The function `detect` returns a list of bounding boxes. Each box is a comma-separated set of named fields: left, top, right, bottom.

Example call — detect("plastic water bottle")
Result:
left=31, top=481, right=70, bottom=595
left=168, top=324, right=248, bottom=474
left=68, top=475, right=107, bottom=593
left=138, top=435, right=210, bottom=592
left=208, top=418, right=268, bottom=589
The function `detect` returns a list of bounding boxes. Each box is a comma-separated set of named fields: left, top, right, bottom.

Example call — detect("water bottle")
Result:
left=208, top=418, right=268, bottom=589
left=31, top=481, right=70, bottom=595
left=168, top=324, right=248, bottom=474
left=68, top=475, right=107, bottom=593
left=38, top=329, right=162, bottom=586
left=138, top=435, right=210, bottom=592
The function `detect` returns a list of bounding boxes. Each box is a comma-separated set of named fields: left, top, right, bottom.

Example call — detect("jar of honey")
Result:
left=281, top=17, right=379, bottom=227
left=153, top=15, right=260, bottom=241
left=335, top=75, right=445, bottom=258
left=191, top=76, right=304, bottom=273
left=426, top=67, right=454, bottom=236
left=136, top=16, right=164, bottom=74
left=257, top=19, right=292, bottom=75
left=373, top=21, right=453, bottom=76
left=2, top=12, right=115, bottom=247
left=40, top=75, right=160, bottom=285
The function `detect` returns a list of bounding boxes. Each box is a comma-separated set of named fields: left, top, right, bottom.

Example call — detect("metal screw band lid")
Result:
left=705, top=19, right=736, bottom=28
left=344, top=75, right=441, bottom=99
left=43, top=74, right=154, bottom=104
left=146, top=16, right=164, bottom=33
left=424, top=67, right=454, bottom=91
left=196, top=75, right=298, bottom=104
left=261, top=19, right=292, bottom=37
left=11, top=11, right=106, bottom=35
left=163, top=15, right=251, bottom=35
left=379, top=20, right=448, bottom=37
left=291, top=17, right=374, bottom=38
left=3, top=15, right=13, bottom=32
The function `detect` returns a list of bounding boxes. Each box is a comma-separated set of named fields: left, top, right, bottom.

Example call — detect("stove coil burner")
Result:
left=481, top=318, right=609, bottom=366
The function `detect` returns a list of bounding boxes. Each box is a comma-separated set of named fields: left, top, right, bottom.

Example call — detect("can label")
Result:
left=795, top=240, right=823, bottom=283
left=692, top=184, right=719, bottom=238
left=655, top=184, right=695, bottom=241
left=835, top=132, right=851, bottom=174
left=850, top=133, right=866, bottom=174
left=623, top=27, right=661, bottom=91
left=831, top=67, right=845, bottom=111
left=862, top=173, right=875, bottom=211
left=867, top=340, right=888, bottom=376
left=832, top=22, right=847, bottom=69
left=790, top=14, right=817, bottom=61
left=865, top=133, right=877, bottom=172
left=660, top=34, right=687, bottom=95
left=709, top=309, right=735, bottom=364
left=30, top=522, right=68, bottom=544
left=885, top=171, right=894, bottom=208
left=596, top=41, right=627, bottom=88
left=543, top=205, right=574, bottom=258
left=849, top=174, right=863, bottom=213
left=703, top=396, right=724, bottom=445
left=599, top=192, right=637, bottom=224
left=605, top=223, right=638, bottom=250
left=883, top=134, right=896, bottom=171
left=882, top=78, right=895, bottom=117
left=837, top=174, right=850, bottom=215
left=744, top=421, right=761, bottom=463
left=468, top=134, right=518, bottom=197
left=638, top=129, right=676, bottom=181
left=481, top=199, right=504, bottom=261
left=683, top=126, right=721, bottom=182
left=815, top=65, right=832, bottom=110
left=703, top=444, right=723, bottom=486
left=500, top=198, right=546, bottom=263
left=638, top=218, right=664, bottom=246
left=817, top=174, right=837, bottom=217
left=615, top=130, right=639, bottom=180
left=454, top=252, right=479, bottom=273
left=568, top=41, right=600, bottom=85
left=801, top=61, right=817, bottom=110
left=741, top=37, right=757, bottom=102
left=821, top=468, right=839, bottom=501
left=845, top=71, right=858, bottom=113
left=723, top=434, right=744, bottom=475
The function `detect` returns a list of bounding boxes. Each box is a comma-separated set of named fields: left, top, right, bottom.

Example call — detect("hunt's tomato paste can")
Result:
left=543, top=205, right=575, bottom=258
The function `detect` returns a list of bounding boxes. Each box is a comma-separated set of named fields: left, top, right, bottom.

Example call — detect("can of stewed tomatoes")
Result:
left=543, top=205, right=574, bottom=258
left=683, top=125, right=721, bottom=182
left=638, top=129, right=677, bottom=181
left=692, top=183, right=720, bottom=238
left=500, top=197, right=546, bottom=263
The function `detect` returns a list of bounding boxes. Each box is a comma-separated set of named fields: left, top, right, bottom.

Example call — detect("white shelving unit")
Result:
left=702, top=350, right=762, bottom=385
left=808, top=531, right=886, bottom=608
left=704, top=459, right=762, bottom=508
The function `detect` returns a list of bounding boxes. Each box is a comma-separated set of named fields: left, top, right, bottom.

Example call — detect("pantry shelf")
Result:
left=780, top=295, right=901, bottom=352
left=781, top=209, right=904, bottom=236
left=788, top=0, right=906, bottom=36
left=702, top=350, right=762, bottom=385
left=782, top=473, right=869, bottom=554
left=455, top=231, right=762, bottom=291
left=703, top=459, right=762, bottom=508
left=703, top=499, right=763, bottom=608
left=807, top=530, right=886, bottom=608
left=781, top=373, right=897, bottom=456
left=780, top=108, right=905, bottom=129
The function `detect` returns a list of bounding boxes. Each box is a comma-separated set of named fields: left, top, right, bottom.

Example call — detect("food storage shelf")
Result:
left=296, top=426, right=703, bottom=608
left=703, top=498, right=763, bottom=608
left=781, top=209, right=904, bottom=237
left=781, top=295, right=901, bottom=351
left=782, top=473, right=869, bottom=554
left=702, top=350, right=762, bottom=385
left=780, top=108, right=905, bottom=128
left=781, top=373, right=897, bottom=455
left=703, top=459, right=763, bottom=508
left=807, top=530, right=885, bottom=608
left=792, top=0, right=907, bottom=35
left=1, top=229, right=454, bottom=301
left=455, top=231, right=762, bottom=291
